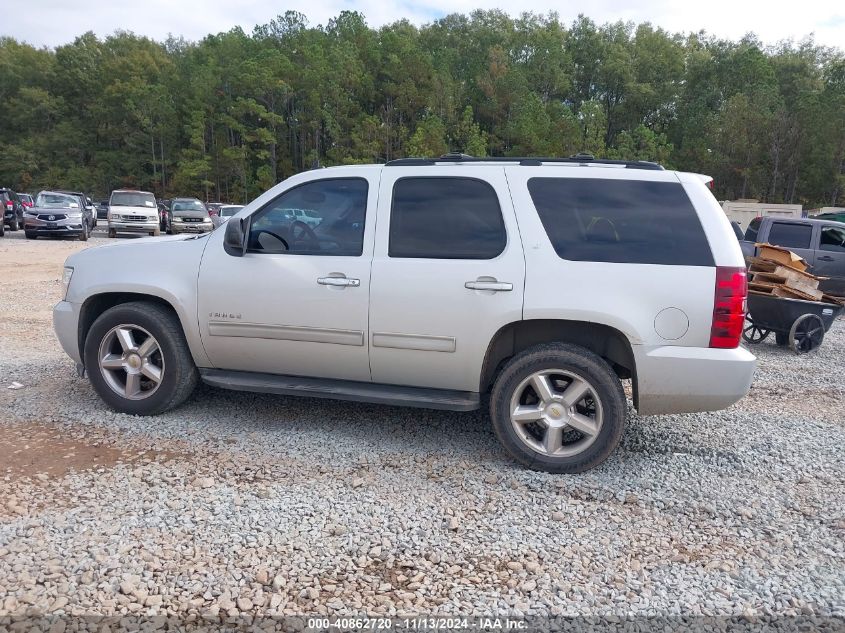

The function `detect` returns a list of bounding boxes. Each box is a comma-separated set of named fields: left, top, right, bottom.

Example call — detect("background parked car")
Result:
left=741, top=216, right=845, bottom=296
left=205, top=202, right=223, bottom=220
left=18, top=193, right=34, bottom=209
left=1, top=188, right=24, bottom=232
left=24, top=190, right=93, bottom=241
left=107, top=189, right=159, bottom=238
left=211, top=204, right=244, bottom=228
left=96, top=199, right=109, bottom=220
left=166, top=198, right=213, bottom=234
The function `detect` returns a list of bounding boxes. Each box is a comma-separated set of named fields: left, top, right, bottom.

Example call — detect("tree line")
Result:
left=0, top=11, right=843, bottom=207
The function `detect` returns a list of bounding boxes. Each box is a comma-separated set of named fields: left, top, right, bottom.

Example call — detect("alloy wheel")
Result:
left=97, top=324, right=165, bottom=400
left=509, top=369, right=603, bottom=457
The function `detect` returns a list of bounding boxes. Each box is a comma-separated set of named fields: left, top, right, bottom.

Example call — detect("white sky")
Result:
left=4, top=0, right=844, bottom=50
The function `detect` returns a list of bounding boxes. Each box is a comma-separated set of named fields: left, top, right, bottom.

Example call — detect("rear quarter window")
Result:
left=527, top=178, right=714, bottom=266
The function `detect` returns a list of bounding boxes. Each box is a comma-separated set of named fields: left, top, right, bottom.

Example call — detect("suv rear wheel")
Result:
left=84, top=302, right=198, bottom=415
left=8, top=216, right=18, bottom=231
left=490, top=343, right=626, bottom=473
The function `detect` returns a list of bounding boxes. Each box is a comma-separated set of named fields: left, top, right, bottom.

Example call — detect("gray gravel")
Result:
left=1, top=233, right=844, bottom=621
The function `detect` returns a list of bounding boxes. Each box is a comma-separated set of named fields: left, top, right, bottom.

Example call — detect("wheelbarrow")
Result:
left=742, top=293, right=843, bottom=354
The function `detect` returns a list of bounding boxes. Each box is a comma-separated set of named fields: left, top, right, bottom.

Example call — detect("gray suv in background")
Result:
left=165, top=198, right=213, bottom=234
left=24, top=190, right=93, bottom=241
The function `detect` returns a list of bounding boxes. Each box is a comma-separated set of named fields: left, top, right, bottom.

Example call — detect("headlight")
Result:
left=173, top=217, right=184, bottom=222
left=62, top=267, right=74, bottom=300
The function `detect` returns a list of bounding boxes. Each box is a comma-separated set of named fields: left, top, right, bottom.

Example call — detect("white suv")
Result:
left=53, top=155, right=756, bottom=472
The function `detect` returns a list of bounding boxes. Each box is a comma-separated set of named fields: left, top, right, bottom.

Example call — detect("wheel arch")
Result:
left=479, top=319, right=638, bottom=406
left=78, top=293, right=188, bottom=365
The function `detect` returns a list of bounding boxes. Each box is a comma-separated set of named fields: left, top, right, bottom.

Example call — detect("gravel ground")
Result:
left=1, top=231, right=844, bottom=625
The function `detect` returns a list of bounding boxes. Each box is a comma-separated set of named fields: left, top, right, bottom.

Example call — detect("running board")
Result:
left=199, top=369, right=481, bottom=411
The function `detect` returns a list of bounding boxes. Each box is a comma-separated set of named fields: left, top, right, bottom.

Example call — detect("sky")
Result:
left=3, top=0, right=844, bottom=49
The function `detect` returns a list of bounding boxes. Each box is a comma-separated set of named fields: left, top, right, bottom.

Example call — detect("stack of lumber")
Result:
left=747, top=244, right=844, bottom=305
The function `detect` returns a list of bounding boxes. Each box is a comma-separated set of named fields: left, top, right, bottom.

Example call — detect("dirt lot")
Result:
left=1, top=229, right=844, bottom=623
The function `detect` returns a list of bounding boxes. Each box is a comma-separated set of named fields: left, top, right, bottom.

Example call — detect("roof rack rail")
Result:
left=384, top=153, right=664, bottom=171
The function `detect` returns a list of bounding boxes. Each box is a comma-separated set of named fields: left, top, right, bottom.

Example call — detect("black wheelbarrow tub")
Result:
left=746, top=292, right=843, bottom=334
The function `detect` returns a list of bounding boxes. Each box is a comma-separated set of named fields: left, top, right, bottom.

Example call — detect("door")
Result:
left=815, top=224, right=845, bottom=296
left=197, top=172, right=378, bottom=381
left=369, top=167, right=525, bottom=392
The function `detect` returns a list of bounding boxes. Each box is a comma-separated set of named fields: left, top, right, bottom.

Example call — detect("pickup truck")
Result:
left=740, top=216, right=845, bottom=296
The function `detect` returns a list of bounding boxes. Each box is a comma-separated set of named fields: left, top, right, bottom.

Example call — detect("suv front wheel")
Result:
left=490, top=343, right=626, bottom=473
left=84, top=302, right=198, bottom=415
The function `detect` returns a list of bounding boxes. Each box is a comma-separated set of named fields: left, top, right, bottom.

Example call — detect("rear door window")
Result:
left=527, top=178, right=713, bottom=266
left=767, top=222, right=812, bottom=250
left=389, top=177, right=506, bottom=259
left=819, top=225, right=845, bottom=252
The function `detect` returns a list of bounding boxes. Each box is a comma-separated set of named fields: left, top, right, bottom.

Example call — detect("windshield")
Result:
left=221, top=205, right=244, bottom=217
left=172, top=199, right=206, bottom=212
left=36, top=192, right=80, bottom=208
left=110, top=191, right=156, bottom=208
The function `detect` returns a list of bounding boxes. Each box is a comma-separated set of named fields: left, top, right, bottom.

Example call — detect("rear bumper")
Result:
left=53, top=300, right=82, bottom=364
left=633, top=345, right=756, bottom=415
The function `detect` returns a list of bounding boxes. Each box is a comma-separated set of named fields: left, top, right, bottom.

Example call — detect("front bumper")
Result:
left=633, top=345, right=756, bottom=415
left=53, top=300, right=83, bottom=365
left=24, top=217, right=86, bottom=235
left=109, top=220, right=158, bottom=233
left=171, top=222, right=213, bottom=234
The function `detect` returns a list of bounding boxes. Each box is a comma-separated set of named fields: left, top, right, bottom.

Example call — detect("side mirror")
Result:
left=224, top=217, right=248, bottom=256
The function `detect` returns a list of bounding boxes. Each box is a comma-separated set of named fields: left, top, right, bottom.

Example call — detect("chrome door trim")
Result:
left=372, top=332, right=456, bottom=353
left=208, top=321, right=365, bottom=346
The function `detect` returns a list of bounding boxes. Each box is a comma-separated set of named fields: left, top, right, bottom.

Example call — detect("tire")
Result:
left=489, top=343, right=626, bottom=474
left=24, top=231, right=36, bottom=239
left=151, top=228, right=160, bottom=236
left=84, top=301, right=198, bottom=415
left=8, top=217, right=18, bottom=231
left=108, top=228, right=116, bottom=238
left=0, top=221, right=4, bottom=237
left=78, top=223, right=89, bottom=241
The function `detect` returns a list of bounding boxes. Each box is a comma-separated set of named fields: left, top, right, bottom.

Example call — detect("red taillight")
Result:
left=4, top=201, right=12, bottom=209
left=707, top=179, right=714, bottom=190
left=710, top=266, right=747, bottom=348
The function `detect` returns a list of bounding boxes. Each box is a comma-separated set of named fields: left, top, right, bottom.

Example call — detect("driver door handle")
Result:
left=318, top=276, right=360, bottom=287
left=817, top=256, right=834, bottom=261
left=465, top=280, right=513, bottom=292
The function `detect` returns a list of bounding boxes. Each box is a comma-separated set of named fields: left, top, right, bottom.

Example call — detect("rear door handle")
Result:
left=465, top=280, right=513, bottom=292
left=817, top=256, right=834, bottom=261
left=318, top=276, right=360, bottom=287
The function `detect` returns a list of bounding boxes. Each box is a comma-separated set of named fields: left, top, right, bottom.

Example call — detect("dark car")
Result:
left=96, top=199, right=109, bottom=220
left=816, top=211, right=845, bottom=224
left=166, top=197, right=213, bottom=234
left=741, top=216, right=845, bottom=296
left=1, top=188, right=25, bottom=233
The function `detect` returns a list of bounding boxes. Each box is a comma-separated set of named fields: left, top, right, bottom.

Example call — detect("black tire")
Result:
left=78, top=223, right=89, bottom=241
left=8, top=218, right=18, bottom=231
left=0, top=221, right=5, bottom=237
left=24, top=231, right=36, bottom=239
left=84, top=301, right=198, bottom=415
left=789, top=313, right=825, bottom=354
left=489, top=343, right=626, bottom=474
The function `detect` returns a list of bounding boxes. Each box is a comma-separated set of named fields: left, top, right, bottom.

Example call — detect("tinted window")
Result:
left=745, top=217, right=762, bottom=241
left=528, top=178, right=713, bottom=266
left=820, top=226, right=845, bottom=253
left=389, top=178, right=506, bottom=259
left=767, top=222, right=812, bottom=250
left=248, top=178, right=367, bottom=256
